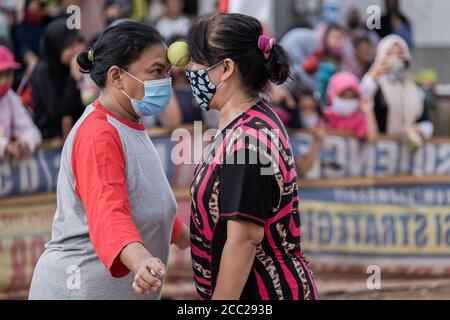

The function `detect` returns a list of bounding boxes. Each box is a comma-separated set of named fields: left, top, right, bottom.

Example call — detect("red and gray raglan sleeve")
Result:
left=71, top=119, right=144, bottom=278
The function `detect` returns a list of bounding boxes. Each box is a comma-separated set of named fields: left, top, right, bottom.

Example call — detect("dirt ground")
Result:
left=162, top=276, right=450, bottom=300
left=317, top=276, right=450, bottom=300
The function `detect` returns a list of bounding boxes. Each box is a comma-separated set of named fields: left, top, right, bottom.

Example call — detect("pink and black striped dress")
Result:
left=190, top=100, right=318, bottom=300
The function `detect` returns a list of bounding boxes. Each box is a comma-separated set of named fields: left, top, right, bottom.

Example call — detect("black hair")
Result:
left=293, top=87, right=322, bottom=112
left=42, top=18, right=84, bottom=64
left=77, top=21, right=165, bottom=88
left=187, top=13, right=291, bottom=96
left=300, top=89, right=322, bottom=112
left=353, top=35, right=371, bottom=48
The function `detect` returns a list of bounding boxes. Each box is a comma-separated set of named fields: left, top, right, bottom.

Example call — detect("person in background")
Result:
left=103, top=0, right=130, bottom=27
left=280, top=28, right=317, bottom=92
left=325, top=71, right=378, bottom=143
left=75, top=0, right=106, bottom=41
left=377, top=0, right=413, bottom=49
left=416, top=69, right=438, bottom=113
left=13, top=0, right=51, bottom=77
left=0, top=2, right=12, bottom=47
left=345, top=6, right=380, bottom=45
left=43, top=0, right=72, bottom=20
left=295, top=125, right=325, bottom=179
left=304, top=24, right=347, bottom=103
left=291, top=88, right=323, bottom=130
left=129, top=0, right=149, bottom=22
left=155, top=0, right=191, bottom=40
left=361, top=35, right=433, bottom=144
left=353, top=36, right=376, bottom=79
left=0, top=45, right=42, bottom=160
left=31, top=18, right=85, bottom=140
left=290, top=88, right=326, bottom=178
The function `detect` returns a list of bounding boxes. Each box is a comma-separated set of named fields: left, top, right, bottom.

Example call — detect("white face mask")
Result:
left=331, top=97, right=359, bottom=116
left=386, top=57, right=409, bottom=81
left=301, top=114, right=320, bottom=129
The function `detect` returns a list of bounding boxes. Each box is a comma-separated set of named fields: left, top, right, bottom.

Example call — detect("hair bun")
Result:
left=265, top=43, right=291, bottom=85
left=77, top=51, right=93, bottom=74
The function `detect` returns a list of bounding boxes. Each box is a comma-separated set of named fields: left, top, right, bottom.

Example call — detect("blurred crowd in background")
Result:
left=0, top=0, right=443, bottom=177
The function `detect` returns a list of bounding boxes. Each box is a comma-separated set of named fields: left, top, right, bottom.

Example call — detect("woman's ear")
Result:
left=107, top=66, right=124, bottom=90
left=220, top=58, right=235, bottom=83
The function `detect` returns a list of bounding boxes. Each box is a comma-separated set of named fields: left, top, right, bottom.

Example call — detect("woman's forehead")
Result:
left=133, top=44, right=170, bottom=69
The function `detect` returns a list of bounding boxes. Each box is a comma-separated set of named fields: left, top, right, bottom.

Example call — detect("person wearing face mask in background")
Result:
left=298, top=90, right=323, bottom=130
left=303, top=24, right=348, bottom=104
left=361, top=35, right=433, bottom=150
left=353, top=36, right=376, bottom=79
left=289, top=88, right=326, bottom=178
left=31, top=18, right=86, bottom=141
left=324, top=71, right=379, bottom=143
left=286, top=83, right=323, bottom=130
left=0, top=45, right=42, bottom=160
left=29, top=21, right=189, bottom=300
left=13, top=0, right=51, bottom=78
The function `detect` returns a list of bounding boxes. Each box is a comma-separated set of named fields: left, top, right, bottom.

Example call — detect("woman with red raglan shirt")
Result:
left=29, top=21, right=189, bottom=300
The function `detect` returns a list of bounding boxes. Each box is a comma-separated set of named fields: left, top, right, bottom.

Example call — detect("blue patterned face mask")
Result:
left=185, top=61, right=224, bottom=111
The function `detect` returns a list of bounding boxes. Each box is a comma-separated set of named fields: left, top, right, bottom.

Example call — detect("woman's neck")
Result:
left=98, top=91, right=140, bottom=123
left=218, top=91, right=258, bottom=131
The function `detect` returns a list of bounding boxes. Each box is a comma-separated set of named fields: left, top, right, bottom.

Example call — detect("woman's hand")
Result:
left=16, top=141, right=31, bottom=159
left=132, top=257, right=166, bottom=295
left=5, top=141, right=31, bottom=160
left=368, top=60, right=391, bottom=82
left=5, top=141, right=20, bottom=159
left=119, top=242, right=166, bottom=295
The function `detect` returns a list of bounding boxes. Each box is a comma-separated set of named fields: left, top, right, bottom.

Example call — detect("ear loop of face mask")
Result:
left=203, top=60, right=226, bottom=89
left=120, top=69, right=140, bottom=101
left=120, top=68, right=171, bottom=100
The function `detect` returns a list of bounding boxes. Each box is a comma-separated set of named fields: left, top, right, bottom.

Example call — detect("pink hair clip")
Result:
left=258, top=35, right=276, bottom=60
